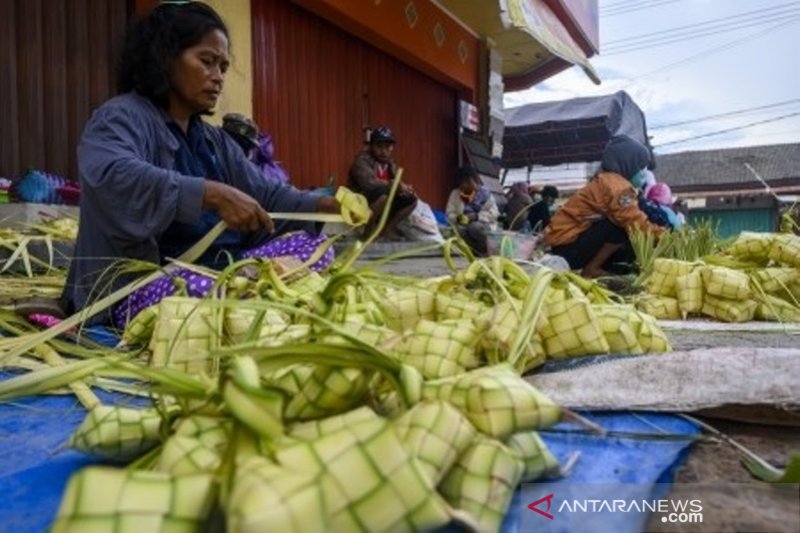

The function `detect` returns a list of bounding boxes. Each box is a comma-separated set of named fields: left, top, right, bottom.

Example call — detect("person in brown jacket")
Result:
left=347, top=126, right=418, bottom=237
left=544, top=135, right=663, bottom=278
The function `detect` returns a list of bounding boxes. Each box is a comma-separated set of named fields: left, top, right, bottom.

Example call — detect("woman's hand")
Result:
left=335, top=187, right=371, bottom=226
left=203, top=181, right=274, bottom=233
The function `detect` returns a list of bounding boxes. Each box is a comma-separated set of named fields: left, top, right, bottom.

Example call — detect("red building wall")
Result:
left=252, top=0, right=458, bottom=209
left=0, top=0, right=129, bottom=179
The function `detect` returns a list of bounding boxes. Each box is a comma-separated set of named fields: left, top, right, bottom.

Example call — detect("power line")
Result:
left=601, top=0, right=659, bottom=11
left=627, top=17, right=800, bottom=81
left=603, top=12, right=800, bottom=54
left=602, top=0, right=681, bottom=17
left=604, top=12, right=800, bottom=54
left=605, top=2, right=800, bottom=45
left=650, top=99, right=800, bottom=129
left=603, top=0, right=681, bottom=18
left=658, top=128, right=800, bottom=151
left=653, top=111, right=800, bottom=148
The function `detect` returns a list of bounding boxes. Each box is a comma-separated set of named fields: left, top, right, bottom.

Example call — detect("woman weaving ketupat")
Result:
left=55, top=2, right=368, bottom=327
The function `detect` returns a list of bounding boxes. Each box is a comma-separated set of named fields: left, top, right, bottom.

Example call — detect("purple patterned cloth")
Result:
left=240, top=230, right=333, bottom=267
left=112, top=231, right=334, bottom=328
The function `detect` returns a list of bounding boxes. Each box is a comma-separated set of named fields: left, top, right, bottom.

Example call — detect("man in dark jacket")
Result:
left=348, top=126, right=418, bottom=237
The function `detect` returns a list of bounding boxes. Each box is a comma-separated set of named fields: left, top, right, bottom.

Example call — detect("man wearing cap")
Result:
left=348, top=126, right=418, bottom=237
left=223, top=113, right=290, bottom=186
left=222, top=113, right=260, bottom=157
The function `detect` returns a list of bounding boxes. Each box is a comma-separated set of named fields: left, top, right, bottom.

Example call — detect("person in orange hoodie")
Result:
left=544, top=135, right=663, bottom=278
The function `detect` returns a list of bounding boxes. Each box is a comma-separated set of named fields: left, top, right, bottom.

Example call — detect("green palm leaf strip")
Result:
left=0, top=221, right=228, bottom=364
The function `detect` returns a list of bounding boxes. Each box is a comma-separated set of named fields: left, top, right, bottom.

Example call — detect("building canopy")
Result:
left=502, top=91, right=653, bottom=168
left=438, top=0, right=599, bottom=91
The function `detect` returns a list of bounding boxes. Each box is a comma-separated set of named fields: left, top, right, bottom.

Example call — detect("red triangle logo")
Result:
left=528, top=493, right=555, bottom=520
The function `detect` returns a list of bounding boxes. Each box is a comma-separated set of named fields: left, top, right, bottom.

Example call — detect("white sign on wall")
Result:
left=459, top=100, right=480, bottom=132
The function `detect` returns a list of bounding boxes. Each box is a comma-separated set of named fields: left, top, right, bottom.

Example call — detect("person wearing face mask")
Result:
left=348, top=126, right=418, bottom=238
left=445, top=165, right=499, bottom=256
left=544, top=135, right=664, bottom=278
left=58, top=2, right=368, bottom=326
left=527, top=185, right=559, bottom=233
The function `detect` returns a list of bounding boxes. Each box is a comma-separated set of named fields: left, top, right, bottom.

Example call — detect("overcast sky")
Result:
left=504, top=0, right=800, bottom=156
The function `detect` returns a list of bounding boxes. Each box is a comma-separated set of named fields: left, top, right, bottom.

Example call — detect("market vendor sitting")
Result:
left=60, top=2, right=368, bottom=326
left=446, top=165, right=499, bottom=256
left=505, top=182, right=533, bottom=231
left=544, top=135, right=664, bottom=278
left=347, top=126, right=418, bottom=238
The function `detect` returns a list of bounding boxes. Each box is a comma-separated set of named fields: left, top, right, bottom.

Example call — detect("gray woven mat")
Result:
left=526, top=348, right=800, bottom=415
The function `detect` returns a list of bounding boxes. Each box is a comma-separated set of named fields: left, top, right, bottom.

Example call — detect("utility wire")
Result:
left=650, top=99, right=800, bottom=129
left=605, top=1, right=800, bottom=45
left=627, top=17, right=800, bottom=81
left=603, top=12, right=800, bottom=54
left=602, top=0, right=681, bottom=17
left=601, top=0, right=662, bottom=11
left=653, top=111, right=800, bottom=148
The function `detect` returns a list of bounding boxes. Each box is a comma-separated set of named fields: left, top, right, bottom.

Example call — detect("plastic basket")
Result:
left=486, top=230, right=540, bottom=260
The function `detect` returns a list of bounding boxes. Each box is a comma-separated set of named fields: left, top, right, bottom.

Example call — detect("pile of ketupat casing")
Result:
left=635, top=231, right=800, bottom=323
left=0, top=216, right=77, bottom=280
left=0, top=245, right=673, bottom=532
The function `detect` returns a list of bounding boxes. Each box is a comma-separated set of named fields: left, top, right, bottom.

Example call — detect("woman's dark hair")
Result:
left=117, top=2, right=229, bottom=109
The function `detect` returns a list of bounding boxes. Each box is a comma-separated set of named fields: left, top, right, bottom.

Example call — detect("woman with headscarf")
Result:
left=544, top=135, right=664, bottom=278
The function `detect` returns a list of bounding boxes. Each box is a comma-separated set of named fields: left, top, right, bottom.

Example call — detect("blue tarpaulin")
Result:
left=0, top=384, right=150, bottom=532
left=0, top=383, right=698, bottom=533
left=0, top=335, right=698, bottom=533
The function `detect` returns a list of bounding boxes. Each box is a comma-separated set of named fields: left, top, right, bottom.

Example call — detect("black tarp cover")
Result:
left=502, top=90, right=652, bottom=168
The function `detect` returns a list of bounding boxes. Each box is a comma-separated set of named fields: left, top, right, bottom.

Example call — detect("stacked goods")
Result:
left=769, top=233, right=800, bottom=268
left=700, top=266, right=757, bottom=322
left=535, top=280, right=611, bottom=358
left=634, top=258, right=697, bottom=320
left=0, top=250, right=674, bottom=532
left=726, top=231, right=774, bottom=263
left=645, top=258, right=697, bottom=298
left=635, top=231, right=800, bottom=323
left=634, top=293, right=682, bottom=320
left=9, top=169, right=80, bottom=205
left=674, top=269, right=704, bottom=315
left=0, top=177, right=10, bottom=202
